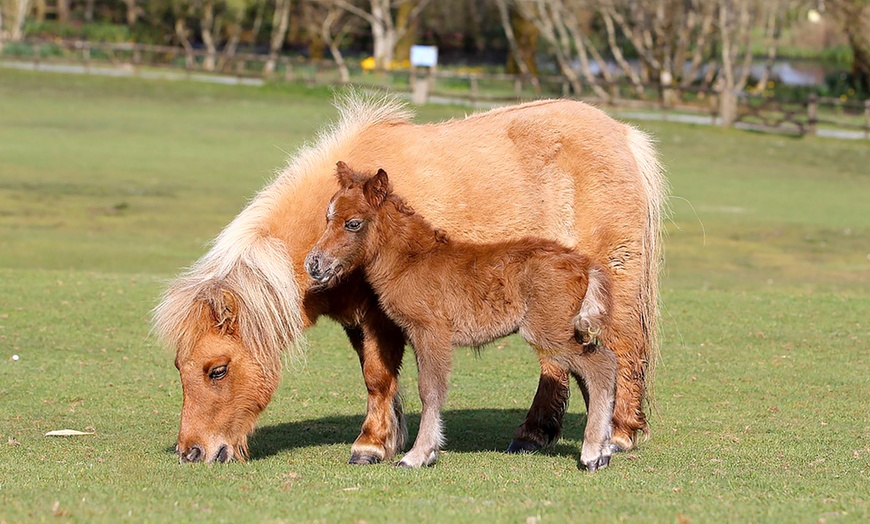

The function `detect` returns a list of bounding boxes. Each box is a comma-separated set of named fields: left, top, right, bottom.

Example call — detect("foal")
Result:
left=305, top=162, right=618, bottom=471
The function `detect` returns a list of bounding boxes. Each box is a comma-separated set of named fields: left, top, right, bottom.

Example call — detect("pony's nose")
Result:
left=179, top=444, right=204, bottom=463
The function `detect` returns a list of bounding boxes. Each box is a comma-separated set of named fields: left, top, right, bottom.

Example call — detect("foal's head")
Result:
left=304, top=162, right=392, bottom=289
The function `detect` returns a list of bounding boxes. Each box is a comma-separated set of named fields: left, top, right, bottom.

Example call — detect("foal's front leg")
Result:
left=397, top=331, right=452, bottom=468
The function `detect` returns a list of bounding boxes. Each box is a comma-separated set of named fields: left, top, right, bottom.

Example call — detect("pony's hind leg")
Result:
left=565, top=344, right=617, bottom=472
left=507, top=358, right=570, bottom=453
left=344, top=315, right=407, bottom=465
left=397, top=332, right=452, bottom=468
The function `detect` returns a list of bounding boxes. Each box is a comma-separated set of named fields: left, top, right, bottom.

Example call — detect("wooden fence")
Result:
left=3, top=38, right=869, bottom=139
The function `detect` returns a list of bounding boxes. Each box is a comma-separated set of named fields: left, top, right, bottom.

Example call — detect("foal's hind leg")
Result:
left=344, top=313, right=407, bottom=465
left=397, top=332, right=452, bottom=468
left=507, top=359, right=570, bottom=453
left=564, top=344, right=617, bottom=472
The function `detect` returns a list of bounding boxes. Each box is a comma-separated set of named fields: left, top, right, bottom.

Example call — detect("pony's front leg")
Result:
left=397, top=333, right=452, bottom=468
left=343, top=311, right=407, bottom=465
left=508, top=358, right=571, bottom=453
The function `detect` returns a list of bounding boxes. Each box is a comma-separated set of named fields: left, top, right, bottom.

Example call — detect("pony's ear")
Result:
left=335, top=161, right=354, bottom=188
left=214, top=289, right=238, bottom=335
left=364, top=168, right=391, bottom=208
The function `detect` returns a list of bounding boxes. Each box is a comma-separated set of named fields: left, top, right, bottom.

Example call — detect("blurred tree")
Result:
left=514, top=0, right=609, bottom=98
left=333, top=0, right=432, bottom=69
left=753, top=0, right=789, bottom=91
left=0, top=0, right=33, bottom=44
left=56, top=0, right=68, bottom=22
left=301, top=0, right=326, bottom=59
left=715, top=0, right=755, bottom=126
left=123, top=0, right=142, bottom=26
left=827, top=0, right=870, bottom=92
left=494, top=0, right=538, bottom=79
left=264, top=0, right=291, bottom=73
left=310, top=0, right=358, bottom=81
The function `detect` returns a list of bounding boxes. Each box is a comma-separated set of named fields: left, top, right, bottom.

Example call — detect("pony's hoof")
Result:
left=609, top=442, right=627, bottom=454
left=349, top=453, right=382, bottom=465
left=506, top=439, right=541, bottom=454
left=610, top=431, right=636, bottom=453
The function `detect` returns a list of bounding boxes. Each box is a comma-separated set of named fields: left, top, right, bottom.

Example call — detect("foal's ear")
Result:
left=364, top=168, right=391, bottom=208
left=214, top=289, right=239, bottom=335
left=335, top=161, right=354, bottom=188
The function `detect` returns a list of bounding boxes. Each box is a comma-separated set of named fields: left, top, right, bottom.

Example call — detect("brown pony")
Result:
left=306, top=164, right=618, bottom=471
left=152, top=93, right=666, bottom=464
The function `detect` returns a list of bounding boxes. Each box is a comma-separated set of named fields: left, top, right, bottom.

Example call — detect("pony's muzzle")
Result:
left=177, top=442, right=235, bottom=464
left=178, top=443, right=205, bottom=463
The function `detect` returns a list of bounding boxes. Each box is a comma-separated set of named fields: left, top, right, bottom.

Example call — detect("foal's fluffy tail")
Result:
left=574, top=268, right=611, bottom=345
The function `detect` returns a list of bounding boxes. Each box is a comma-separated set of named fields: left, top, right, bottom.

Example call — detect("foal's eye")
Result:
left=208, top=365, right=228, bottom=381
left=344, top=219, right=363, bottom=232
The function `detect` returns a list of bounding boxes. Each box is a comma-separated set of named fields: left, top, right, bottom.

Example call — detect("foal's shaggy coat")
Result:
left=306, top=163, right=618, bottom=471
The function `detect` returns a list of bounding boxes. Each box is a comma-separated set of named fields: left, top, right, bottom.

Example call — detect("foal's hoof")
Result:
left=581, top=453, right=611, bottom=472
left=348, top=453, right=382, bottom=465
left=395, top=449, right=439, bottom=468
left=506, top=439, right=541, bottom=454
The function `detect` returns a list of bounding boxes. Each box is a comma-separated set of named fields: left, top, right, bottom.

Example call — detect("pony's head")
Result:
left=173, top=291, right=280, bottom=463
left=304, top=162, right=391, bottom=289
left=154, top=235, right=302, bottom=464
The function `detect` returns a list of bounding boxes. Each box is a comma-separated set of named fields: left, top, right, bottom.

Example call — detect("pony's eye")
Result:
left=344, top=219, right=363, bottom=232
left=209, top=365, right=228, bottom=380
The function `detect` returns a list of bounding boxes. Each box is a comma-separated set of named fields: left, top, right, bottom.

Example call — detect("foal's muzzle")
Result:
left=304, top=251, right=338, bottom=288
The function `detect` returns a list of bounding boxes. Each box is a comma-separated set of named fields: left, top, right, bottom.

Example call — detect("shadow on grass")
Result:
left=245, top=409, right=586, bottom=461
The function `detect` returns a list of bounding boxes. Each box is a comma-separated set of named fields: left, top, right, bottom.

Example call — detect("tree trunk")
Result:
left=264, top=0, right=291, bottom=74
left=201, top=0, right=218, bottom=72
left=123, top=0, right=138, bottom=27
left=10, top=0, right=32, bottom=42
left=56, top=0, right=70, bottom=23
left=370, top=0, right=395, bottom=68
left=830, top=0, right=870, bottom=93
left=394, top=0, right=415, bottom=63
left=251, top=0, right=266, bottom=46
left=84, top=0, right=95, bottom=22
left=175, top=18, right=196, bottom=69
left=217, top=7, right=245, bottom=73
left=321, top=8, right=350, bottom=83
left=716, top=0, right=754, bottom=126
left=498, top=0, right=539, bottom=80
left=718, top=82, right=739, bottom=127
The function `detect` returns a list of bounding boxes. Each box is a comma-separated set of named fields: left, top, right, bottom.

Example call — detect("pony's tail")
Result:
left=625, top=125, right=668, bottom=430
left=574, top=267, right=611, bottom=346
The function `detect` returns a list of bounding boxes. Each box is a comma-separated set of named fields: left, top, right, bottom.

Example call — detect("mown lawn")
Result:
left=0, top=69, right=867, bottom=523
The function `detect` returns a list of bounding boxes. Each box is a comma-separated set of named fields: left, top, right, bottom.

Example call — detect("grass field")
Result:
left=0, top=69, right=868, bottom=523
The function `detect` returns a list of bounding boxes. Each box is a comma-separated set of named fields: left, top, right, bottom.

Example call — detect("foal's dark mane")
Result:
left=368, top=193, right=449, bottom=258
left=373, top=191, right=567, bottom=263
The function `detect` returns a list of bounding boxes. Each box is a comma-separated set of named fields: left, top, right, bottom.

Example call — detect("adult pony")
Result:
left=152, top=93, right=666, bottom=464
left=306, top=163, right=618, bottom=471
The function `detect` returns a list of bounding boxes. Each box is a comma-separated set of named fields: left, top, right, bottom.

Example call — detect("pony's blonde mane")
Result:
left=152, top=91, right=414, bottom=373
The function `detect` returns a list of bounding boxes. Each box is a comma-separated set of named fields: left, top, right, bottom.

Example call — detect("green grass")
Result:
left=1, top=69, right=868, bottom=523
